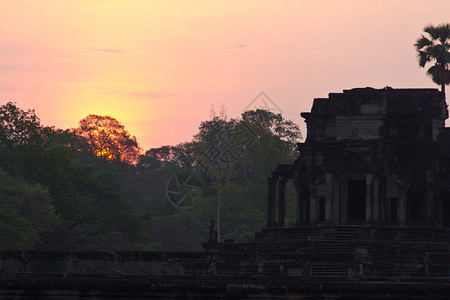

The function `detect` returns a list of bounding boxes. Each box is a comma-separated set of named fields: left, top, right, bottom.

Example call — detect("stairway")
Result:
left=310, top=263, right=348, bottom=278
left=361, top=227, right=450, bottom=277
left=309, top=226, right=356, bottom=278
left=254, top=226, right=320, bottom=243
left=315, top=226, right=356, bottom=252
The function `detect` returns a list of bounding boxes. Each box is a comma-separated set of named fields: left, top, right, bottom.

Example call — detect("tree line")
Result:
left=0, top=102, right=302, bottom=251
left=0, top=104, right=154, bottom=251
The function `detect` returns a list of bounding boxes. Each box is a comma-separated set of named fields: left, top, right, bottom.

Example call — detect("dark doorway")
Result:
left=443, top=196, right=450, bottom=228
left=348, top=179, right=366, bottom=221
left=407, top=188, right=424, bottom=223
left=390, top=197, right=397, bottom=223
left=318, top=197, right=325, bottom=222
left=409, top=195, right=421, bottom=222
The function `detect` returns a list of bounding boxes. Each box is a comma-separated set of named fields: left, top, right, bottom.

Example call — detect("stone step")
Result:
left=311, top=263, right=348, bottom=277
left=335, top=231, right=356, bottom=235
left=367, top=262, right=425, bottom=277
left=334, top=235, right=355, bottom=241
left=315, top=241, right=354, bottom=252
left=428, top=265, right=450, bottom=277
left=254, top=227, right=320, bottom=243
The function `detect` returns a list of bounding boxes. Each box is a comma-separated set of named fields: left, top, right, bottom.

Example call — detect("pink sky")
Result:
left=1, top=0, right=450, bottom=151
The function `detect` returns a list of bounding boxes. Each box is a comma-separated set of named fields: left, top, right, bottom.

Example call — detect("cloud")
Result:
left=111, top=91, right=173, bottom=99
left=0, top=85, right=18, bottom=92
left=0, top=64, right=32, bottom=72
left=235, top=44, right=247, bottom=48
left=88, top=48, right=126, bottom=53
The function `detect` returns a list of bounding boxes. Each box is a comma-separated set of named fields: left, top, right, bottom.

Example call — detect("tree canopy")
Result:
left=75, top=114, right=141, bottom=164
left=0, top=103, right=155, bottom=251
left=415, top=23, right=450, bottom=96
left=140, top=109, right=302, bottom=243
left=0, top=101, right=302, bottom=251
left=0, top=170, right=59, bottom=249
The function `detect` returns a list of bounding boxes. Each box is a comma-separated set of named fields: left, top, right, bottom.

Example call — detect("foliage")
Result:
left=241, top=109, right=302, bottom=155
left=138, top=145, right=188, bottom=173
left=151, top=109, right=302, bottom=243
left=0, top=101, right=302, bottom=251
left=75, top=114, right=141, bottom=164
left=415, top=23, right=450, bottom=94
left=0, top=102, right=75, bottom=199
left=0, top=103, right=156, bottom=251
left=0, top=171, right=59, bottom=249
left=50, top=163, right=143, bottom=249
left=0, top=102, right=47, bottom=148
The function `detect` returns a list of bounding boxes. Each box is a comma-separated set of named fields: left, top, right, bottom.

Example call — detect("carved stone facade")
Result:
left=267, top=87, right=450, bottom=227
left=202, top=87, right=450, bottom=282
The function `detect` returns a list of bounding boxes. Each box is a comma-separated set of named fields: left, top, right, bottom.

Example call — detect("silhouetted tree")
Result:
left=415, top=23, right=450, bottom=97
left=75, top=115, right=141, bottom=164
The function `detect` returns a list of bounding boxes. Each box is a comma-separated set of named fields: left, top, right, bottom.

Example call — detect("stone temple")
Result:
left=203, top=87, right=450, bottom=279
left=267, top=87, right=450, bottom=227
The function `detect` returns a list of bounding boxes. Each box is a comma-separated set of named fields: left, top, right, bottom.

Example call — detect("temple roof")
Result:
left=301, top=87, right=447, bottom=120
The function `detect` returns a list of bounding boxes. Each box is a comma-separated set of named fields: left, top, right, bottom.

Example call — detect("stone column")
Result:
left=278, top=178, right=288, bottom=227
left=373, top=175, right=380, bottom=223
left=309, top=189, right=317, bottom=224
left=366, top=174, right=373, bottom=222
left=340, top=176, right=348, bottom=224
left=398, top=188, right=407, bottom=225
left=325, top=174, right=333, bottom=221
left=267, top=176, right=277, bottom=227
left=294, top=181, right=302, bottom=225
left=332, top=176, right=340, bottom=224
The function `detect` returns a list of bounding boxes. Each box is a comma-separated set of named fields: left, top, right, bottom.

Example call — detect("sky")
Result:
left=1, top=0, right=450, bottom=151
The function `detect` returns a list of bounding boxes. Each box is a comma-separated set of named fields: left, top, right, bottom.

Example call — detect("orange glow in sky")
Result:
left=1, top=0, right=450, bottom=150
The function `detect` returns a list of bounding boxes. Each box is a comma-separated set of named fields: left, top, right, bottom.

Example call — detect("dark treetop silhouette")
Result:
left=415, top=23, right=450, bottom=97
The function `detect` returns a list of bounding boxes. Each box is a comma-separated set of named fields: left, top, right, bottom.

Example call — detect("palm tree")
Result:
left=415, top=24, right=450, bottom=98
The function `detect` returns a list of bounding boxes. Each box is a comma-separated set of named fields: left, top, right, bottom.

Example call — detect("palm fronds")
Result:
left=415, top=24, right=450, bottom=90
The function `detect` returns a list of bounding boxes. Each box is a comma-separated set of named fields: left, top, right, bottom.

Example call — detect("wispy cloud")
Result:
left=0, top=64, right=32, bottom=72
left=88, top=48, right=126, bottom=53
left=0, top=85, right=18, bottom=92
left=235, top=44, right=247, bottom=48
left=111, top=91, right=173, bottom=99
